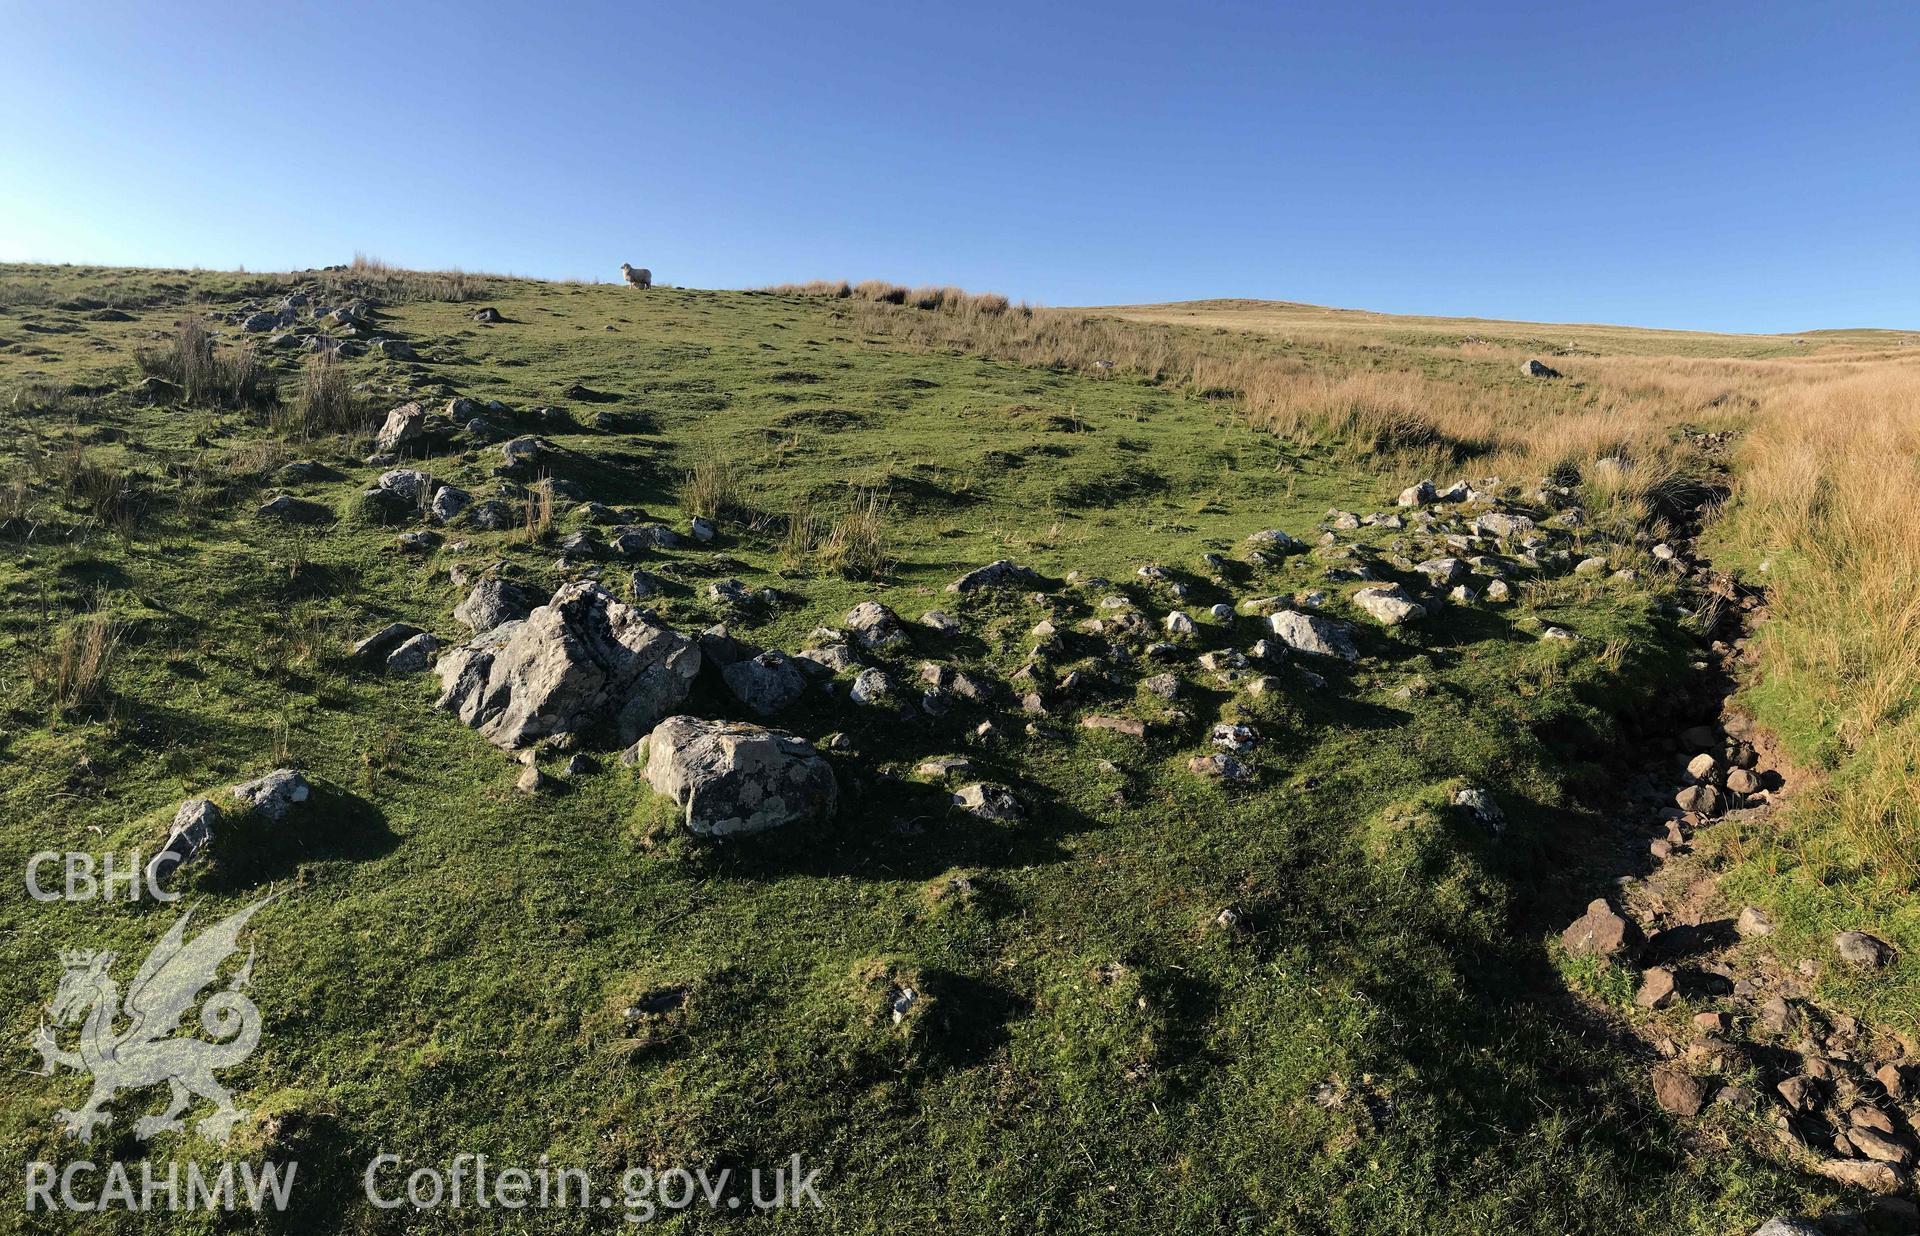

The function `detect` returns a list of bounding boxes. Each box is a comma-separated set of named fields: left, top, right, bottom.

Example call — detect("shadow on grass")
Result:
left=199, top=781, right=399, bottom=891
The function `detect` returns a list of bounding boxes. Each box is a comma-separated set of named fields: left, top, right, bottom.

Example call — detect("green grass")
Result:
left=0, top=267, right=1839, bottom=1233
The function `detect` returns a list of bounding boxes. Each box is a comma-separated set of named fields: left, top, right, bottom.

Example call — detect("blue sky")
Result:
left=1, top=1, right=1914, bottom=331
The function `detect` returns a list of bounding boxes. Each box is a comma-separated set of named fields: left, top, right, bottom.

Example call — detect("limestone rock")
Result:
left=146, top=798, right=222, bottom=886
left=375, top=402, right=426, bottom=454
left=453, top=579, right=544, bottom=634
left=952, top=782, right=1024, bottom=821
left=1352, top=584, right=1426, bottom=626
left=1397, top=480, right=1437, bottom=508
left=844, top=601, right=909, bottom=650
left=385, top=631, right=440, bottom=674
left=638, top=716, right=836, bottom=836
left=434, top=582, right=700, bottom=749
left=1268, top=611, right=1360, bottom=661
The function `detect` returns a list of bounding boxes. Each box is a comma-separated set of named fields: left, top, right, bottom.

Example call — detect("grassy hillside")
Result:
left=0, top=266, right=1908, bottom=1232
left=1061, top=297, right=1920, bottom=1028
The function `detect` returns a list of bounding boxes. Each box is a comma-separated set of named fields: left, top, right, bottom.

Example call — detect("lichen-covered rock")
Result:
left=1268, top=611, right=1360, bottom=661
left=952, top=782, right=1024, bottom=820
left=1352, top=584, right=1426, bottom=626
left=946, top=560, right=1044, bottom=593
left=434, top=582, right=700, bottom=749
left=638, top=716, right=836, bottom=836
left=385, top=631, right=440, bottom=674
left=454, top=579, right=545, bottom=634
left=721, top=650, right=810, bottom=717
left=375, top=402, right=426, bottom=454
left=844, top=601, right=909, bottom=650
left=1472, top=512, right=1536, bottom=539
left=145, top=798, right=222, bottom=886
left=428, top=485, right=470, bottom=524
left=229, top=769, right=311, bottom=823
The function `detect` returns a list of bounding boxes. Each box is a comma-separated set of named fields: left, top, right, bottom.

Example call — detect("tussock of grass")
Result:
left=321, top=252, right=478, bottom=303
left=278, top=350, right=364, bottom=439
left=29, top=612, right=122, bottom=712
left=816, top=489, right=892, bottom=580
left=135, top=315, right=276, bottom=411
left=678, top=444, right=741, bottom=521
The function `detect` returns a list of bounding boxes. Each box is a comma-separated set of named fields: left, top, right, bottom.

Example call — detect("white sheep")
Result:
left=619, top=263, right=652, bottom=289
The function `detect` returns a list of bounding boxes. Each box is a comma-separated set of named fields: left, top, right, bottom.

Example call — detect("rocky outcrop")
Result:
left=637, top=716, right=836, bottom=836
left=844, top=601, right=909, bottom=651
left=453, top=579, right=544, bottom=634
left=434, top=582, right=700, bottom=749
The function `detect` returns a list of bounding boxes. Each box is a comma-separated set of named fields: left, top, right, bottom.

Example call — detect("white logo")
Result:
left=31, top=897, right=274, bottom=1143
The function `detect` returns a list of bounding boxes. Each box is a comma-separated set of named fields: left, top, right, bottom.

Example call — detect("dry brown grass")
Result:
left=817, top=489, right=892, bottom=580
left=520, top=477, right=555, bottom=542
left=135, top=315, right=276, bottom=410
left=678, top=445, right=741, bottom=522
left=763, top=280, right=1017, bottom=318
left=278, top=350, right=365, bottom=439
left=319, top=253, right=478, bottom=303
left=30, top=613, right=122, bottom=713
left=1719, top=358, right=1920, bottom=881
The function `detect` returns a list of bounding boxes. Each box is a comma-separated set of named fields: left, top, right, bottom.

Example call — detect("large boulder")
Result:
left=1397, top=480, right=1436, bottom=508
left=434, top=582, right=700, bottom=749
left=1835, top=930, right=1896, bottom=971
left=453, top=579, right=544, bottom=634
left=368, top=468, right=437, bottom=512
left=1268, top=611, right=1360, bottom=661
left=1471, top=512, right=1536, bottom=539
left=428, top=485, right=470, bottom=524
left=638, top=716, right=837, bottom=837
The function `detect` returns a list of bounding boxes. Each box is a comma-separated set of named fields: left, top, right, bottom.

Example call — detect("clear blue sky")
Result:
left=1, top=1, right=1914, bottom=332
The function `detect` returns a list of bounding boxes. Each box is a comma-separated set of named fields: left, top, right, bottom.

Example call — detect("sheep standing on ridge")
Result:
left=620, top=263, right=652, bottom=289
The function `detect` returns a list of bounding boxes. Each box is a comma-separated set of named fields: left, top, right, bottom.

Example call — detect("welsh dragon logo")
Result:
left=30, top=896, right=274, bottom=1143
